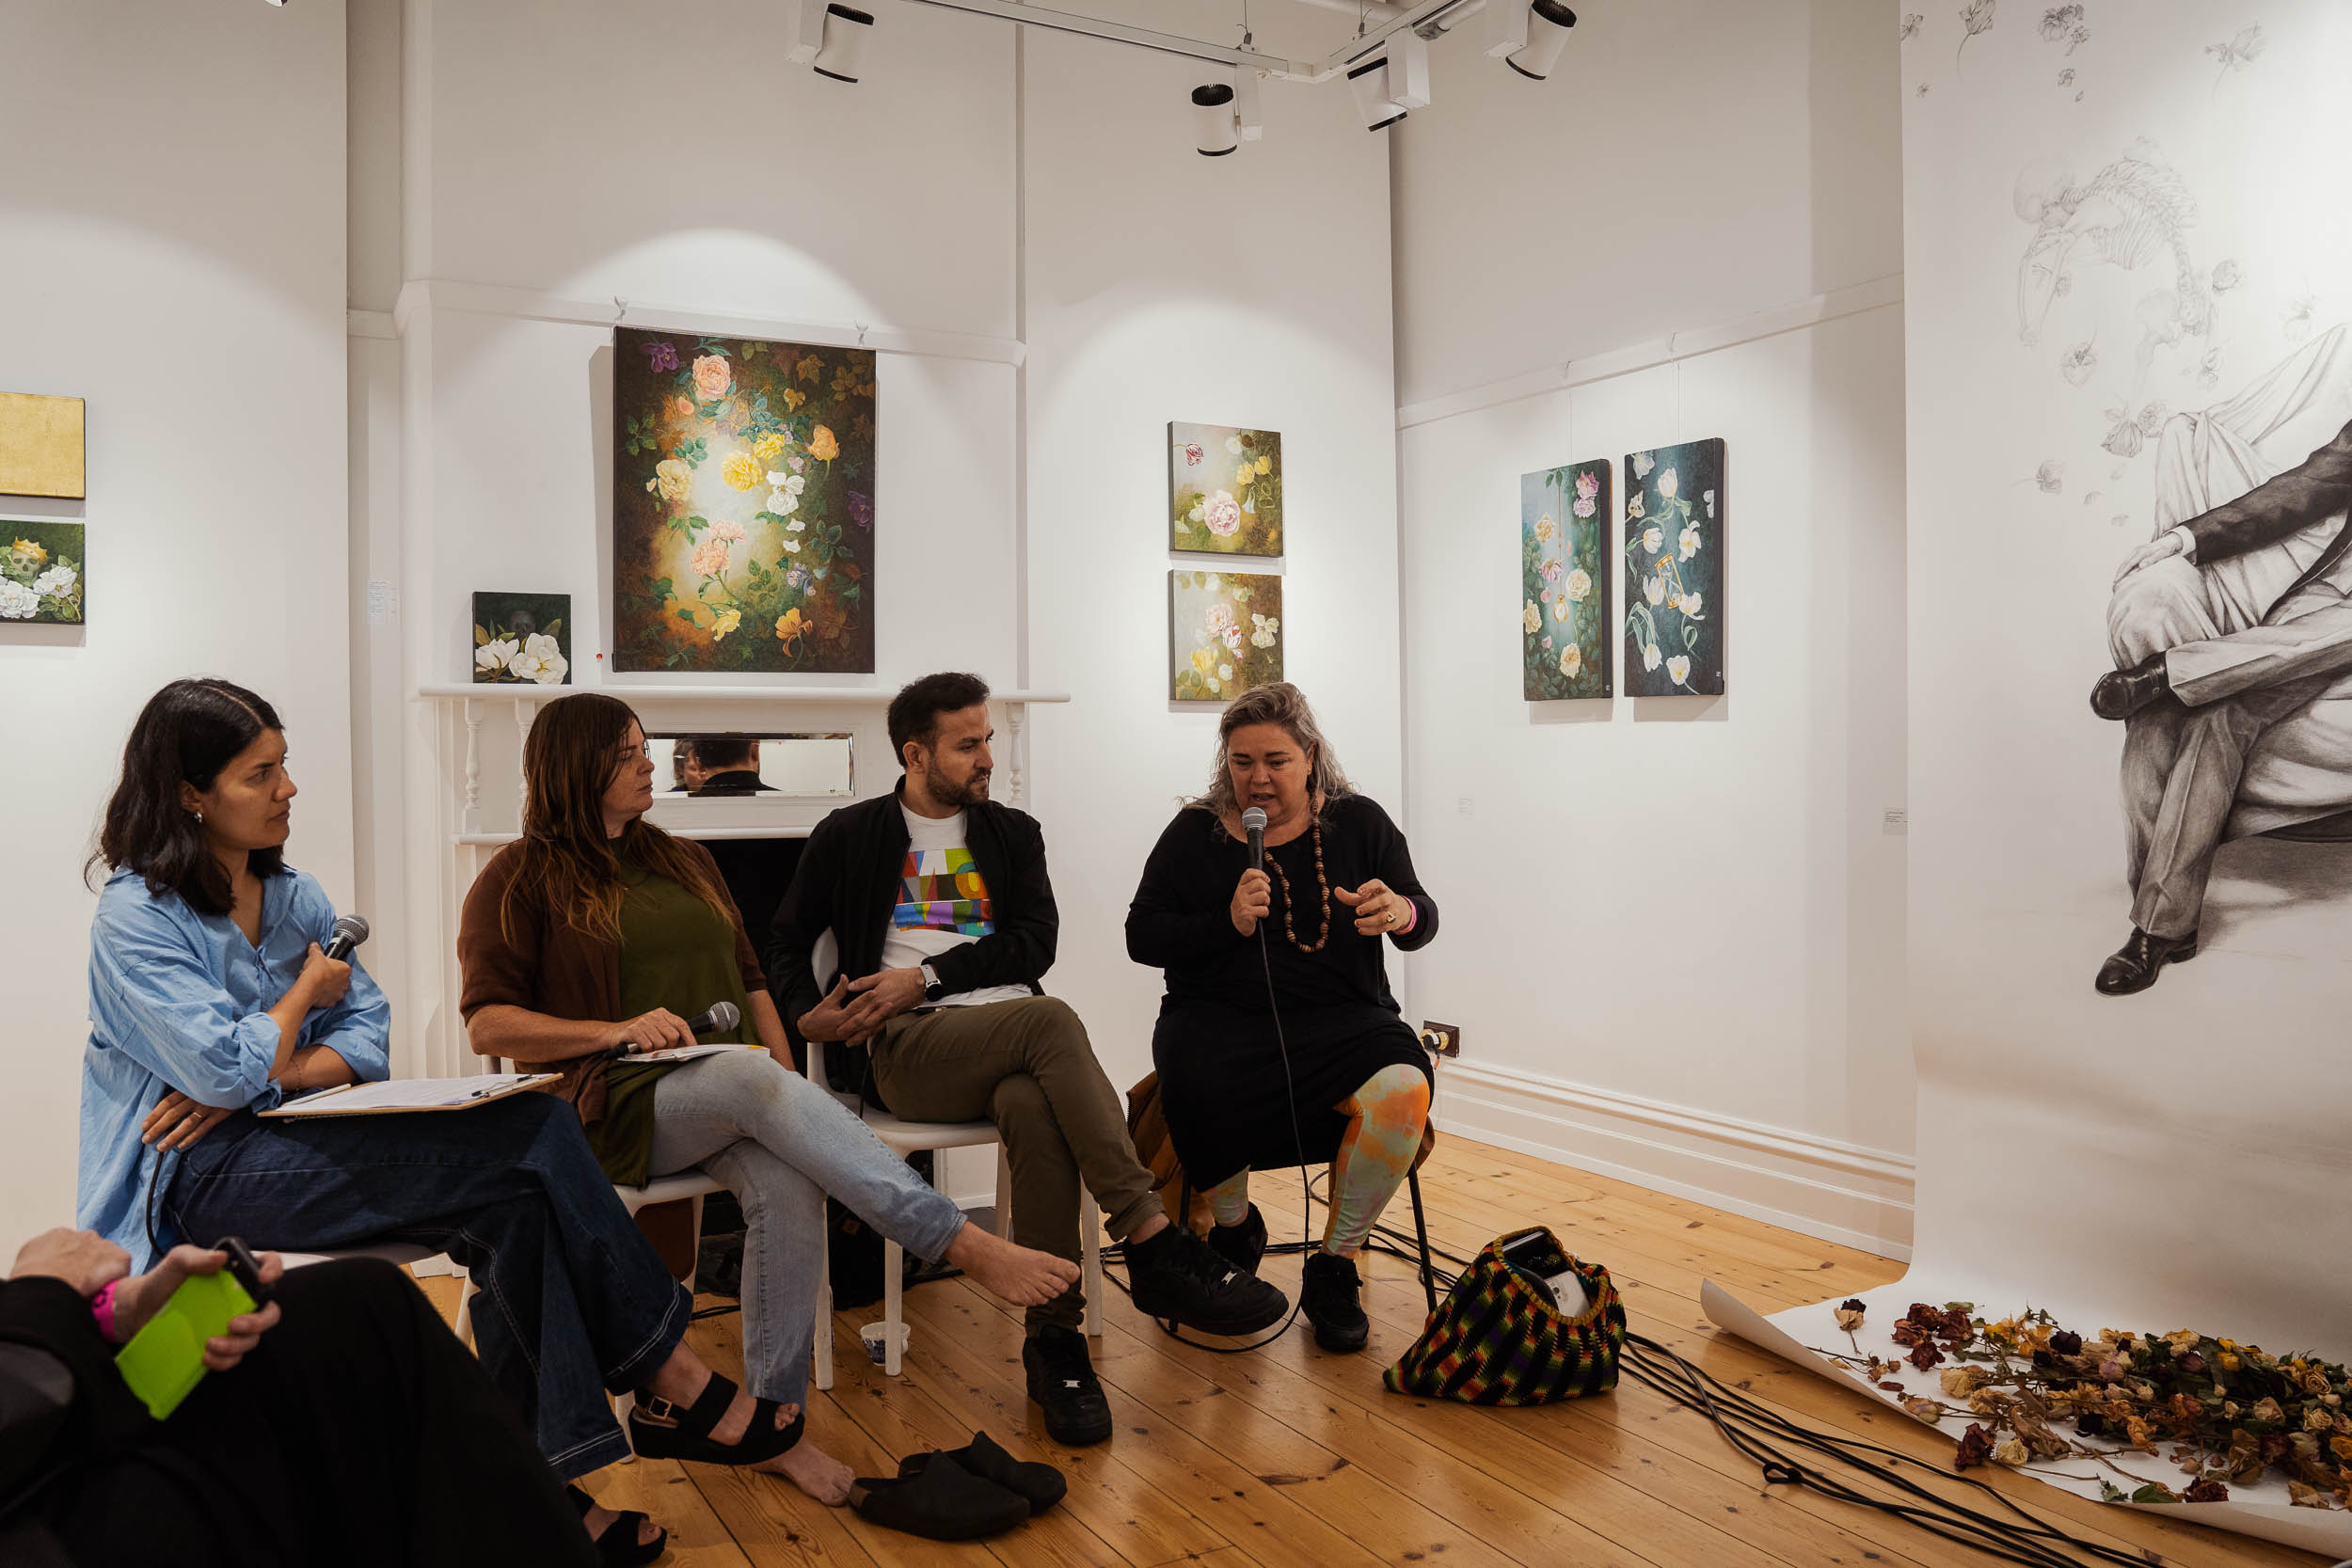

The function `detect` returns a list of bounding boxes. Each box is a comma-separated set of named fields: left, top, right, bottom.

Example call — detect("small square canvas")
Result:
left=1169, top=569, right=1281, bottom=702
left=473, top=592, right=572, bottom=685
left=1621, top=438, right=1726, bottom=695
left=612, top=327, right=875, bottom=673
left=0, top=393, right=87, bottom=499
left=1, top=522, right=85, bottom=624
left=1522, top=461, right=1612, bottom=700
left=1170, top=423, right=1283, bottom=556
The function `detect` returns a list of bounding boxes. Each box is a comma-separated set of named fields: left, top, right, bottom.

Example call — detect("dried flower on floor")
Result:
left=1954, top=1423, right=1994, bottom=1470
left=1835, top=1299, right=1867, bottom=1331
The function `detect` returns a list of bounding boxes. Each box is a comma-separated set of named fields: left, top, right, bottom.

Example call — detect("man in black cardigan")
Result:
left=764, top=673, right=1285, bottom=1445
left=2092, top=417, right=2352, bottom=993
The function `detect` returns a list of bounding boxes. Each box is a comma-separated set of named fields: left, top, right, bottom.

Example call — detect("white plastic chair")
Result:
left=279, top=1241, right=474, bottom=1348
left=608, top=1168, right=729, bottom=1456
left=807, top=1034, right=1102, bottom=1388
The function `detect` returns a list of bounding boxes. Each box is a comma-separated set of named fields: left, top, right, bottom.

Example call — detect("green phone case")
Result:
left=114, top=1269, right=256, bottom=1420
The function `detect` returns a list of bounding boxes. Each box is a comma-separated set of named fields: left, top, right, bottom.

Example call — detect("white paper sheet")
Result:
left=265, top=1073, right=558, bottom=1116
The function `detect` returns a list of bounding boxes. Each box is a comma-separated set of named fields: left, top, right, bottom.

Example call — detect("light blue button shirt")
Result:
left=77, top=865, right=390, bottom=1267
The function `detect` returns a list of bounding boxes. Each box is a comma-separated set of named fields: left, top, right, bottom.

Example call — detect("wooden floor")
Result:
left=430, top=1136, right=2326, bottom=1568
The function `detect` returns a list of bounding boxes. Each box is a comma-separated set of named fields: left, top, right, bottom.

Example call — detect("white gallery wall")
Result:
left=1391, top=0, right=1915, bottom=1252
left=0, top=1, right=352, bottom=1261
left=1021, top=30, right=1403, bottom=1097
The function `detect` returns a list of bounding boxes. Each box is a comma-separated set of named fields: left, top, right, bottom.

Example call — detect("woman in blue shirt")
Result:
left=77, top=679, right=794, bottom=1565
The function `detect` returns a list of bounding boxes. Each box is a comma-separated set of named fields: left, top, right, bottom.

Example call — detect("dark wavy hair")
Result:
left=887, top=672, right=991, bottom=769
left=89, top=679, right=287, bottom=915
left=504, top=692, right=735, bottom=943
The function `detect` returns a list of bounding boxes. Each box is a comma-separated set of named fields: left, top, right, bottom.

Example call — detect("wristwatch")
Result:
left=919, top=962, right=946, bottom=1003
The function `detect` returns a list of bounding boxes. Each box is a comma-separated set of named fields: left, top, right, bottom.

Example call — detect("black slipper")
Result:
left=850, top=1452, right=1030, bottom=1540
left=898, top=1431, right=1067, bottom=1515
left=565, top=1482, right=669, bottom=1567
left=625, top=1372, right=803, bottom=1466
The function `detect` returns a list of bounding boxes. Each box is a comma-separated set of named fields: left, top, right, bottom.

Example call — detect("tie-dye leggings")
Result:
left=1200, top=1062, right=1430, bottom=1257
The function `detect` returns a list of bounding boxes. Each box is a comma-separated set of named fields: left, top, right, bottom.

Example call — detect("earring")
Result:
left=192, top=809, right=205, bottom=825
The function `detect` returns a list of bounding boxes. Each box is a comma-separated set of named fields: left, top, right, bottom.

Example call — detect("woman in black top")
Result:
left=1126, top=683, right=1437, bottom=1353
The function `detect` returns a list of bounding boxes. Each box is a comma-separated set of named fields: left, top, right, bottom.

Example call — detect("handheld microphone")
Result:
left=1242, top=805, right=1267, bottom=872
left=606, top=1000, right=739, bottom=1060
left=321, top=914, right=370, bottom=962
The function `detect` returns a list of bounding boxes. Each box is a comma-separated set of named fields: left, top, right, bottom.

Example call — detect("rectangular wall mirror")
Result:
left=646, top=733, right=854, bottom=798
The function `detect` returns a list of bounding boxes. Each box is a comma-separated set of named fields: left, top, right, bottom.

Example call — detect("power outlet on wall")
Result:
left=1421, top=1021, right=1461, bottom=1057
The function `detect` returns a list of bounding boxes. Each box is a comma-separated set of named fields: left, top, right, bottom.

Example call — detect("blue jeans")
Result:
left=645, top=1048, right=969, bottom=1406
left=167, top=1090, right=691, bottom=1479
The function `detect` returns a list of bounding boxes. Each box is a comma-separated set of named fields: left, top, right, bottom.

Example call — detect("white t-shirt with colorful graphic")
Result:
left=878, top=805, right=1033, bottom=1008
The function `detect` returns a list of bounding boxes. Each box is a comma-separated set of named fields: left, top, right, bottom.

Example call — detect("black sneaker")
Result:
left=1300, top=1250, right=1369, bottom=1354
left=1206, top=1204, right=1268, bottom=1274
left=1127, top=1224, right=1288, bottom=1336
left=1023, top=1325, right=1112, bottom=1446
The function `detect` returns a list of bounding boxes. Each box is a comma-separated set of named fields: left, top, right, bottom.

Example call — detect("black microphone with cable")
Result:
left=320, top=914, right=370, bottom=962
left=603, top=1000, right=739, bottom=1060
left=1242, top=804, right=1266, bottom=871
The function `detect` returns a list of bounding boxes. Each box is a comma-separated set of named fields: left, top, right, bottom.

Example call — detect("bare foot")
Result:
left=706, top=1385, right=803, bottom=1448
left=581, top=1501, right=665, bottom=1551
left=764, top=1436, right=856, bottom=1504
left=947, top=1222, right=1082, bottom=1307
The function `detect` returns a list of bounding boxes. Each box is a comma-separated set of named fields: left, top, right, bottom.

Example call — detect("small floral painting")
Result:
left=1170, top=422, right=1283, bottom=556
left=0, top=521, right=85, bottom=624
left=1522, top=461, right=1612, bottom=700
left=1169, top=570, right=1281, bottom=702
left=612, top=327, right=875, bottom=673
left=1621, top=438, right=1726, bottom=696
left=472, top=592, right=571, bottom=686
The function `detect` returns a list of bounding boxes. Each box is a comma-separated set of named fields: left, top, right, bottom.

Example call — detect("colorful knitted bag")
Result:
left=1381, top=1228, right=1625, bottom=1405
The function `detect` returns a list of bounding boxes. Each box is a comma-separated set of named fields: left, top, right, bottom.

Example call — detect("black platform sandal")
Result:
left=565, top=1482, right=669, bottom=1567
left=625, top=1371, right=804, bottom=1466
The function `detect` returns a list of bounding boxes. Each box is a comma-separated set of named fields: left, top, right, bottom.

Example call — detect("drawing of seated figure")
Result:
left=2090, top=326, right=2352, bottom=994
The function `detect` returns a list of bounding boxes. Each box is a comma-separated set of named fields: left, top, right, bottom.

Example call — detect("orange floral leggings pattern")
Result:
left=1203, top=1063, right=1431, bottom=1257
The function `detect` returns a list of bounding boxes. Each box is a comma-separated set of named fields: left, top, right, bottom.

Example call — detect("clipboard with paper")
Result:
left=259, top=1072, right=562, bottom=1118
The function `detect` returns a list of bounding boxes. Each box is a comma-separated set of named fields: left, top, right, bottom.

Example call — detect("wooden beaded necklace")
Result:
left=1263, top=816, right=1332, bottom=955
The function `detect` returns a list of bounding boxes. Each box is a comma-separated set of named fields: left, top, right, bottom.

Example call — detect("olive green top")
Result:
left=588, top=866, right=757, bottom=1185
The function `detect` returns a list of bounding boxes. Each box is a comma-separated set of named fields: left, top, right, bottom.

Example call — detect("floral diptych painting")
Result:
left=1521, top=462, right=1612, bottom=700
left=612, top=326, right=875, bottom=673
left=1620, top=438, right=1726, bottom=696
left=1, top=521, right=84, bottom=624
left=1168, top=570, right=1281, bottom=702
left=472, top=592, right=571, bottom=686
left=1169, top=422, right=1283, bottom=556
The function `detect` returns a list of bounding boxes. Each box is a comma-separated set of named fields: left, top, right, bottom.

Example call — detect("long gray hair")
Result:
left=1190, top=682, right=1354, bottom=818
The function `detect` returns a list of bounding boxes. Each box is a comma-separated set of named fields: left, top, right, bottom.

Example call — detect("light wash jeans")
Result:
left=647, top=1049, right=968, bottom=1405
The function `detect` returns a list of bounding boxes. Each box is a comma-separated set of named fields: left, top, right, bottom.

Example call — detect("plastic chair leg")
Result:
left=993, top=1145, right=1014, bottom=1238
left=1080, top=1183, right=1102, bottom=1339
left=814, top=1269, right=835, bottom=1392
left=882, top=1237, right=904, bottom=1376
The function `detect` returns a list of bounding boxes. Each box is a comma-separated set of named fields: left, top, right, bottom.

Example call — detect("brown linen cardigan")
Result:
left=456, top=838, right=766, bottom=1128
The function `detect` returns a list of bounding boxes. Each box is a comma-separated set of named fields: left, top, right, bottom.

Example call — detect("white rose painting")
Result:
left=1169, top=570, right=1280, bottom=701
left=1169, top=421, right=1283, bottom=556
left=1520, top=461, right=1612, bottom=700
left=471, top=591, right=571, bottom=686
left=0, top=520, right=84, bottom=625
left=1621, top=437, right=1726, bottom=695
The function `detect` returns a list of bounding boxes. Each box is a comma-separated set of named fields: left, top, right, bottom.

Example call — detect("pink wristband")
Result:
left=1398, top=898, right=1419, bottom=935
left=90, top=1279, right=119, bottom=1342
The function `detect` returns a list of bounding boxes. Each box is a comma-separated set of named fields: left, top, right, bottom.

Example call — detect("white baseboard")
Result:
left=1433, top=1058, right=1915, bottom=1260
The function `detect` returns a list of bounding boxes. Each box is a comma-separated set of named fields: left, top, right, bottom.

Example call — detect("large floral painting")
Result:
left=1, top=521, right=84, bottom=624
left=1521, top=461, right=1612, bottom=700
left=1620, top=438, right=1725, bottom=696
left=1170, top=422, right=1283, bottom=556
left=612, top=327, right=875, bottom=673
left=1169, top=570, right=1281, bottom=702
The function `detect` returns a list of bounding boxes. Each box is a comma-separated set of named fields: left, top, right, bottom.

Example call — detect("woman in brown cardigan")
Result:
left=460, top=692, right=1076, bottom=1505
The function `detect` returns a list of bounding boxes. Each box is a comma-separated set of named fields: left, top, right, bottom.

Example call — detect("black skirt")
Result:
left=1152, top=1001, right=1430, bottom=1190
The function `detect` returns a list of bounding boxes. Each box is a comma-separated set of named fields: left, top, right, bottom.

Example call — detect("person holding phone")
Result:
left=0, top=1227, right=595, bottom=1566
